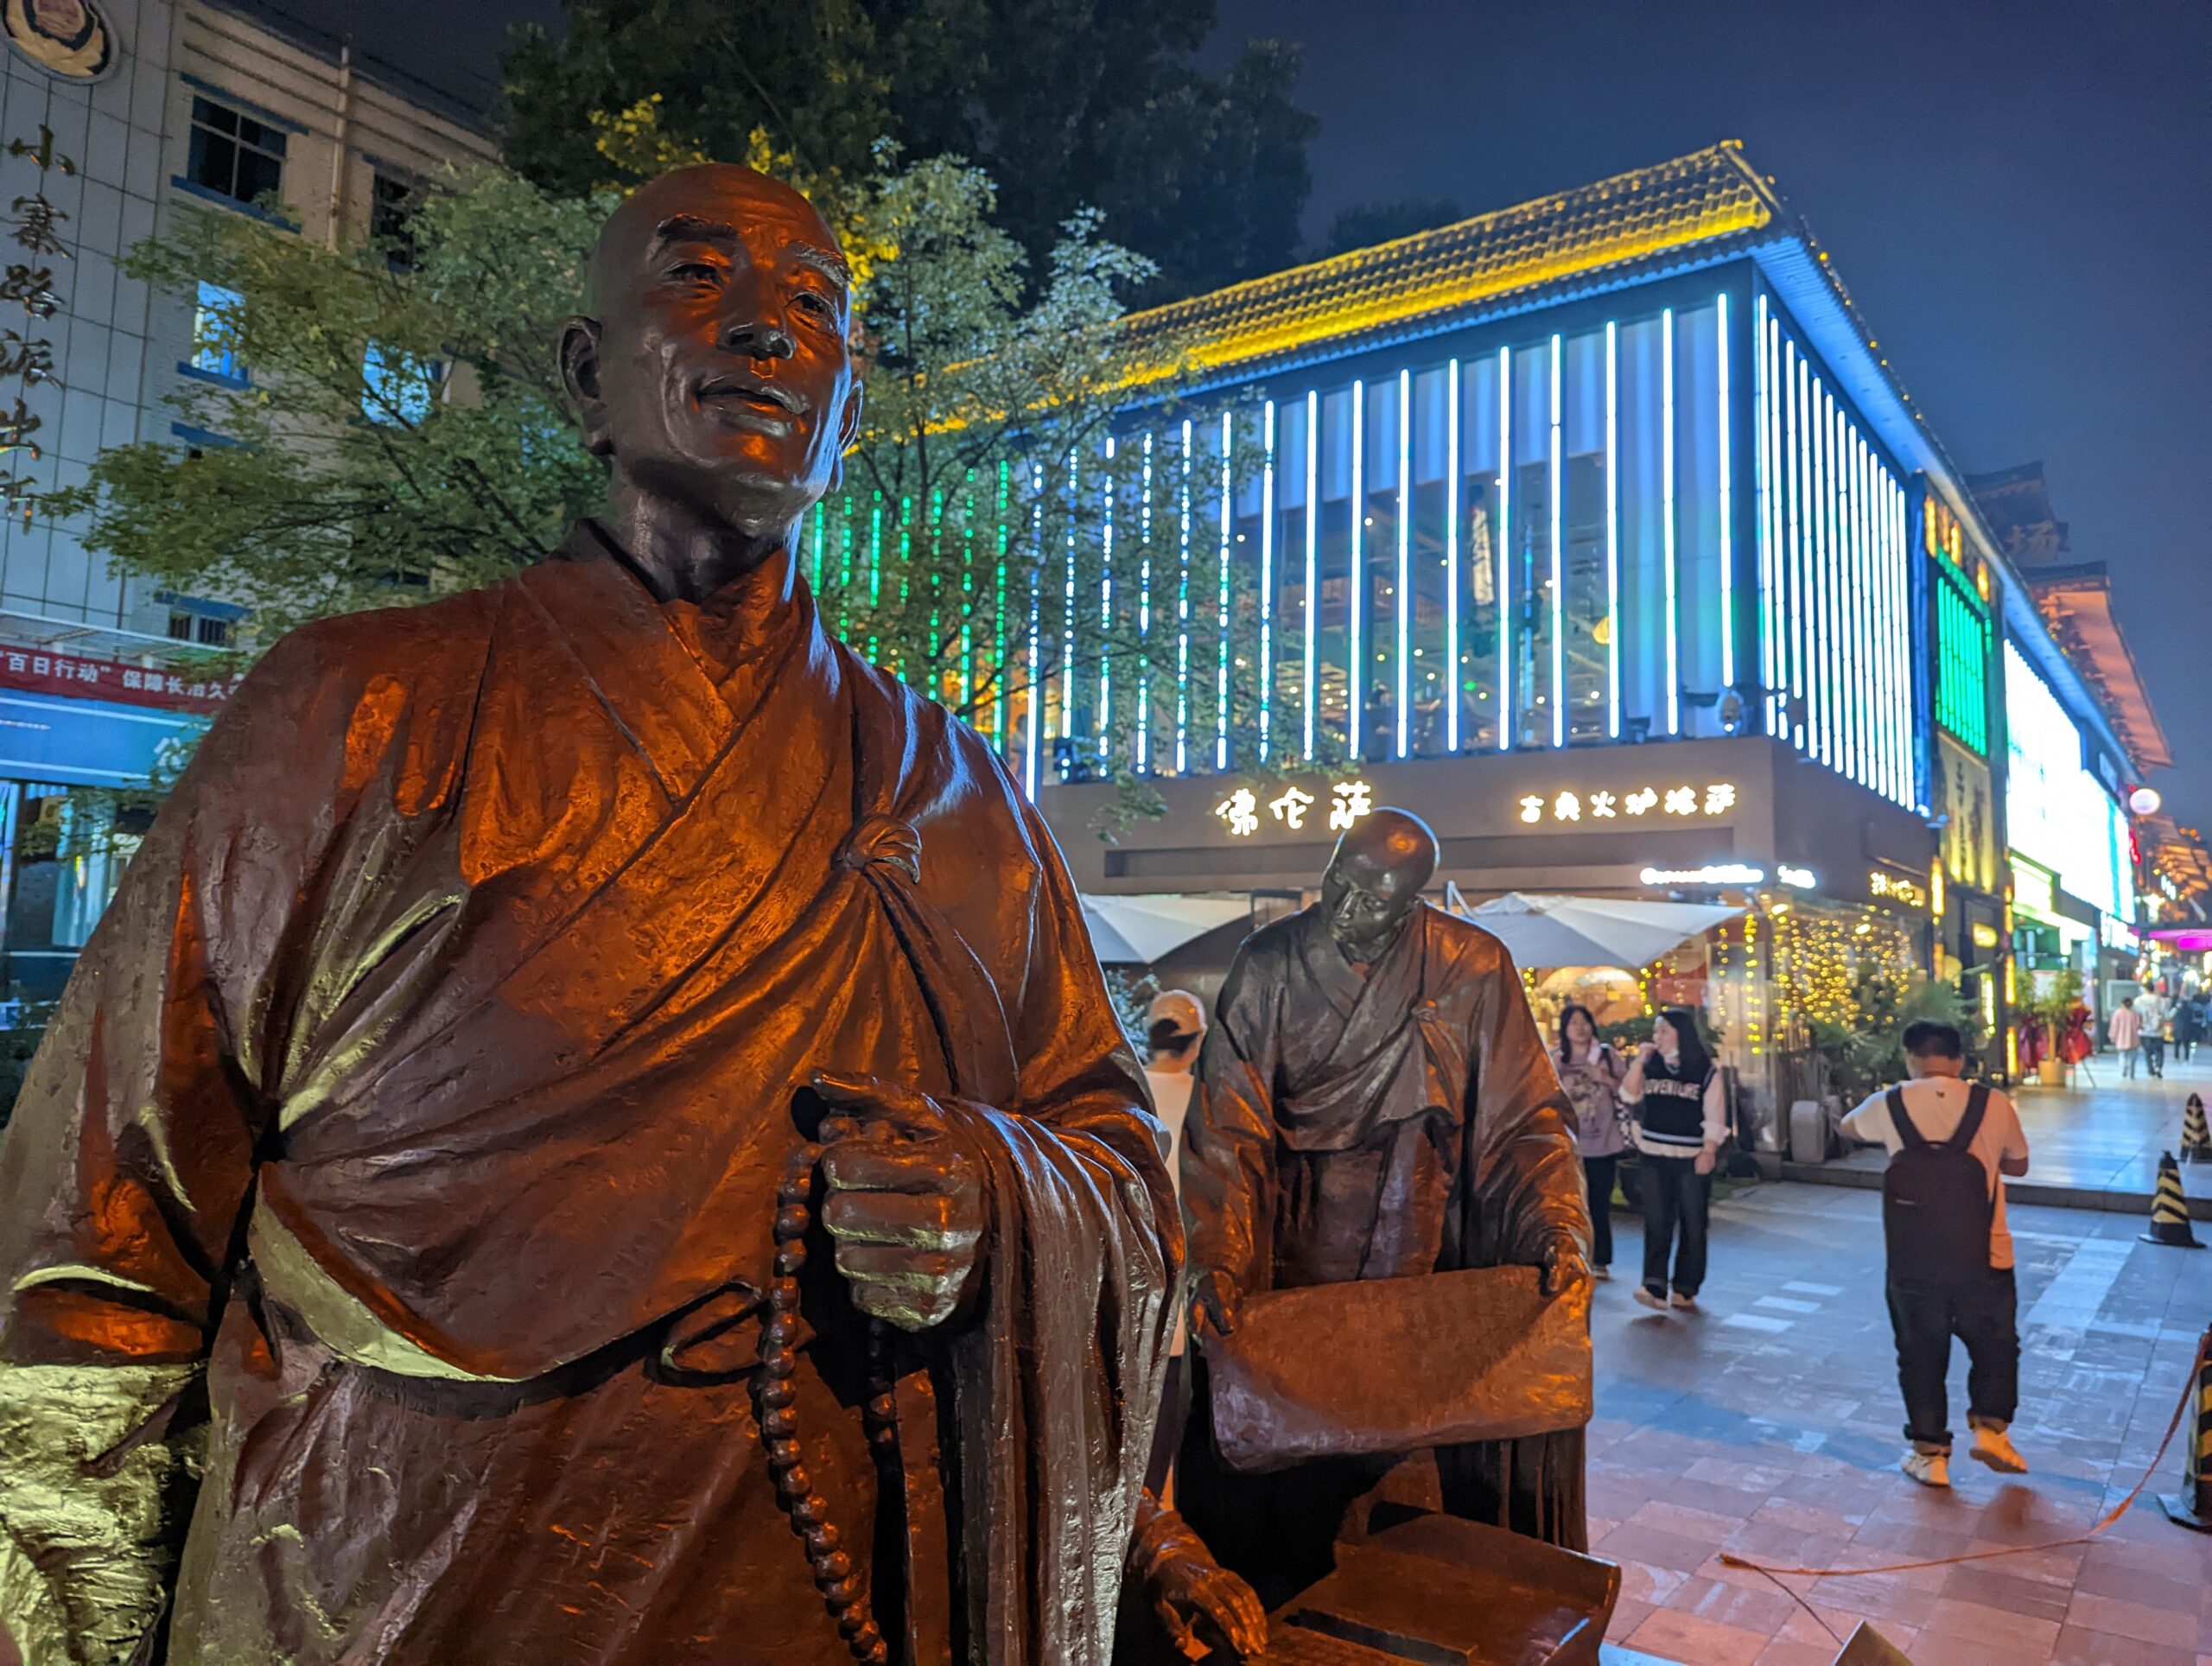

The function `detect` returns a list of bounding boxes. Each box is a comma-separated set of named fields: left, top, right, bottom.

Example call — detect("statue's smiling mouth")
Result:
left=696, top=373, right=798, bottom=420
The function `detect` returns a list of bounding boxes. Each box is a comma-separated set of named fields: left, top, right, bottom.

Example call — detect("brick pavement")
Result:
left=1587, top=1181, right=2212, bottom=1664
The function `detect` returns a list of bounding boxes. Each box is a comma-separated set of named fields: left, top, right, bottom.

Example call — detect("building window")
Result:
left=186, top=96, right=287, bottom=208
left=167, top=611, right=232, bottom=646
left=362, top=343, right=440, bottom=425
left=372, top=170, right=418, bottom=271
left=190, top=280, right=245, bottom=382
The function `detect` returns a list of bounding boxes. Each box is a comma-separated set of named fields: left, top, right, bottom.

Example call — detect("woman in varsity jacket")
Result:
left=1618, top=1008, right=1727, bottom=1313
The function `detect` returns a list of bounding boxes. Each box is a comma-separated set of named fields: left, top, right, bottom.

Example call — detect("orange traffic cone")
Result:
left=2143, top=1153, right=2202, bottom=1248
left=2182, top=1093, right=2212, bottom=1164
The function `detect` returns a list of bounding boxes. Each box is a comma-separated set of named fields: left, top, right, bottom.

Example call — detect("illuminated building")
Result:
left=1012, top=142, right=2151, bottom=1143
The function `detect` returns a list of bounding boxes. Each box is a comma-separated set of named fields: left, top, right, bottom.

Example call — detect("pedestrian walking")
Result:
left=1554, top=1002, right=1630, bottom=1282
left=1619, top=1008, right=1726, bottom=1314
left=1842, top=1021, right=2031, bottom=1488
left=2139, top=985, right=2169, bottom=1078
left=2110, top=994, right=2144, bottom=1079
left=1141, top=989, right=1206, bottom=1491
left=2173, top=991, right=2201, bottom=1064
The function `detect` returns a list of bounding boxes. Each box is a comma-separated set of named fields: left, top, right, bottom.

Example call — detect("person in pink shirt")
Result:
left=2107, top=995, right=2143, bottom=1078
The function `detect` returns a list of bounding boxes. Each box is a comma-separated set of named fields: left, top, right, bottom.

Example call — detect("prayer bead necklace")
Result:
left=759, top=1142, right=898, bottom=1665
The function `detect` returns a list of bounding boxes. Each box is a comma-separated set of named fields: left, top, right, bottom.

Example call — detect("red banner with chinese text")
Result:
left=0, top=645, right=234, bottom=715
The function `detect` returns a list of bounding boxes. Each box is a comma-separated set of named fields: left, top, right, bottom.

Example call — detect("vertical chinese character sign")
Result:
left=0, top=122, right=73, bottom=525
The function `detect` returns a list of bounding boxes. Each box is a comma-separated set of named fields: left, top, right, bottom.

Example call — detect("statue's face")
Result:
left=567, top=168, right=862, bottom=535
left=1320, top=845, right=1424, bottom=963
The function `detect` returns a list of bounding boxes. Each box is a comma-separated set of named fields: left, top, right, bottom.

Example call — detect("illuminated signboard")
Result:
left=1214, top=778, right=1373, bottom=837
left=1641, top=862, right=1765, bottom=887
left=1516, top=781, right=1737, bottom=825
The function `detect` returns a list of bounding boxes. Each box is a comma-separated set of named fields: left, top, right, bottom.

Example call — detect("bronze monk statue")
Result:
left=1172, top=809, right=1592, bottom=1616
left=0, top=165, right=1179, bottom=1665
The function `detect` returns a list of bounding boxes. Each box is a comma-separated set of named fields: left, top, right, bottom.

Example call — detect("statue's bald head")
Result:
left=1319, top=808, right=1438, bottom=962
left=559, top=163, right=862, bottom=538
left=584, top=164, right=848, bottom=314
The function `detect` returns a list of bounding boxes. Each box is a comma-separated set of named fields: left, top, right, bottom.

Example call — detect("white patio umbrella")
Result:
left=1079, top=893, right=1250, bottom=965
left=1453, top=891, right=1742, bottom=971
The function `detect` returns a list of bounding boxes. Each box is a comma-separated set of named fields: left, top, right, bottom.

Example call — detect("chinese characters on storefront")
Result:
left=0, top=645, right=235, bottom=714
left=1214, top=778, right=1374, bottom=837
left=1516, top=781, right=1737, bottom=824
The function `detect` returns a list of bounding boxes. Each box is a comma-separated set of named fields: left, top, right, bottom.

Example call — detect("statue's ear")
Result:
left=560, top=315, right=613, bottom=457
left=830, top=378, right=864, bottom=490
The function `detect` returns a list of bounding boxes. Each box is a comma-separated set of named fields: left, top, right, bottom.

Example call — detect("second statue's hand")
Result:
left=811, top=1071, right=987, bottom=1332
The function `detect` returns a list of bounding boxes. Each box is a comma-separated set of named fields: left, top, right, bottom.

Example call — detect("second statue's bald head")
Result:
left=559, top=163, right=865, bottom=537
left=1319, top=808, right=1438, bottom=962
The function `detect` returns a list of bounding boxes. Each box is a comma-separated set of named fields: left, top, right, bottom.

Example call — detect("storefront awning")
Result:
left=1452, top=891, right=1742, bottom=971
left=1079, top=894, right=1250, bottom=964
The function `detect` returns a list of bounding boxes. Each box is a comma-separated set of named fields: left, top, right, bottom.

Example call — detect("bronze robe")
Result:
left=0, top=533, right=1177, bottom=1665
left=1175, top=901, right=1588, bottom=1603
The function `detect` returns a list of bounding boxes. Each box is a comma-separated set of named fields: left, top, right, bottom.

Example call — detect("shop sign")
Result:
left=1213, top=777, right=1373, bottom=838
left=1641, top=862, right=1765, bottom=887
left=1516, top=780, right=1737, bottom=825
left=0, top=644, right=234, bottom=714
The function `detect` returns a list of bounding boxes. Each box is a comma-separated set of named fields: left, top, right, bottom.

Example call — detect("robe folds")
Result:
left=0, top=530, right=1179, bottom=1665
left=1174, top=902, right=1590, bottom=1604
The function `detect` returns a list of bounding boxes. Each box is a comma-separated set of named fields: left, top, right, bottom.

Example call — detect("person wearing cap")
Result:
left=1145, top=990, right=1209, bottom=1199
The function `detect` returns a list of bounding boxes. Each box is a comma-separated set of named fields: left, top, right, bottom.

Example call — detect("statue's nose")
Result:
left=721, top=318, right=796, bottom=361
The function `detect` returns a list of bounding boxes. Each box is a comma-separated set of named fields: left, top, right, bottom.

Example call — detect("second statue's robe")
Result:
left=1176, top=900, right=1588, bottom=1604
left=0, top=530, right=1177, bottom=1665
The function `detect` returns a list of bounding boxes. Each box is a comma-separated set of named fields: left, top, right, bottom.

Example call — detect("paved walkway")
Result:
left=1794, top=1052, right=2212, bottom=1211
left=1588, top=1180, right=2212, bottom=1664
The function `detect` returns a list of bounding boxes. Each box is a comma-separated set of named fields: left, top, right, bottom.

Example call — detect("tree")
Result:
left=58, top=152, right=1243, bottom=783
left=1323, top=196, right=1467, bottom=258
left=499, top=0, right=1316, bottom=301
left=54, top=173, right=609, bottom=639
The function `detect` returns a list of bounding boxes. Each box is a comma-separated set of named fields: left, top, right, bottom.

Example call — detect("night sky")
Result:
left=308, top=1, right=2212, bottom=830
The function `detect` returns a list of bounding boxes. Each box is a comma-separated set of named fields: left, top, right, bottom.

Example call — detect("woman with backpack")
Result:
left=1554, top=1003, right=1629, bottom=1281
left=1618, top=1008, right=1726, bottom=1313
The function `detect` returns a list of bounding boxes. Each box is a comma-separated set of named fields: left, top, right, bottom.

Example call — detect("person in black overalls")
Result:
left=1618, top=1008, right=1725, bottom=1313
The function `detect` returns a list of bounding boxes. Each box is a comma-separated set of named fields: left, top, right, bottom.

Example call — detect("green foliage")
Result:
left=1324, top=197, right=1467, bottom=257
left=60, top=152, right=1230, bottom=789
left=0, top=1005, right=52, bottom=1132
left=2030, top=967, right=2084, bottom=1032
left=53, top=169, right=611, bottom=641
left=1810, top=975, right=1983, bottom=1094
left=499, top=0, right=1315, bottom=301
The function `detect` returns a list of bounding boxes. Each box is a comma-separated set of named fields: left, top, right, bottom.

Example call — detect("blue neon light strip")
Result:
left=1174, top=420, right=1192, bottom=775
left=1548, top=333, right=1564, bottom=748
left=1305, top=389, right=1319, bottom=760
left=1096, top=436, right=1114, bottom=757
left=1497, top=346, right=1511, bottom=752
left=1217, top=411, right=1233, bottom=770
left=1605, top=322, right=1620, bottom=740
left=1396, top=366, right=1412, bottom=758
left=1060, top=450, right=1077, bottom=766
left=1716, top=293, right=1733, bottom=696
left=1446, top=359, right=1461, bottom=753
left=1785, top=344, right=1804, bottom=749
left=1260, top=399, right=1276, bottom=761
left=1025, top=461, right=1042, bottom=797
left=1661, top=308, right=1678, bottom=735
left=1349, top=378, right=1365, bottom=760
left=1137, top=431, right=1154, bottom=773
